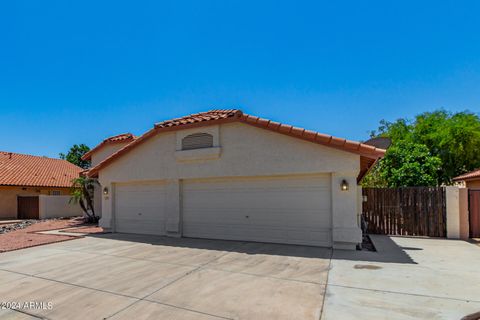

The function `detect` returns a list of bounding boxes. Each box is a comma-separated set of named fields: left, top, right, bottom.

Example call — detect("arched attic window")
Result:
left=181, top=133, right=214, bottom=150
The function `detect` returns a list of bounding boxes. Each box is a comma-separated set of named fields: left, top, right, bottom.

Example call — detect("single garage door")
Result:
left=182, top=175, right=332, bottom=246
left=114, top=182, right=167, bottom=235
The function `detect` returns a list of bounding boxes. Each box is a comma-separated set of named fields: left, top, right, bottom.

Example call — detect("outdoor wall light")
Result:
left=103, top=187, right=109, bottom=195
left=341, top=179, right=349, bottom=191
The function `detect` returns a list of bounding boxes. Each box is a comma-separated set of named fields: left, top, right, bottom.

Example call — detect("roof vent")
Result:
left=182, top=133, right=214, bottom=150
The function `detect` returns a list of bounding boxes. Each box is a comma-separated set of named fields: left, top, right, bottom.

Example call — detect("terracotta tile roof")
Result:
left=82, top=133, right=136, bottom=161
left=87, top=109, right=387, bottom=177
left=0, top=152, right=82, bottom=188
left=453, top=169, right=480, bottom=181
left=155, top=109, right=240, bottom=128
left=105, top=133, right=136, bottom=143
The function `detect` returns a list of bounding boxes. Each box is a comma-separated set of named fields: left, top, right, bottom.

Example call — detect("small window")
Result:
left=50, top=190, right=61, bottom=196
left=182, top=133, right=214, bottom=150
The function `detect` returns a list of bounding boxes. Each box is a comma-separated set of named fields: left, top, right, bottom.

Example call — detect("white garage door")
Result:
left=182, top=175, right=332, bottom=246
left=114, top=182, right=167, bottom=235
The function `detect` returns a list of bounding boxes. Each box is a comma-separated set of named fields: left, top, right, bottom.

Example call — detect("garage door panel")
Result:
left=183, top=175, right=332, bottom=247
left=117, top=218, right=165, bottom=234
left=115, top=182, right=167, bottom=236
left=183, top=223, right=331, bottom=246
left=184, top=204, right=330, bottom=227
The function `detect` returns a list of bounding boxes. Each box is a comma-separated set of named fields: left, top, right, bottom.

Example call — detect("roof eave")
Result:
left=453, top=175, right=480, bottom=182
left=0, top=183, right=73, bottom=188
left=81, top=135, right=136, bottom=161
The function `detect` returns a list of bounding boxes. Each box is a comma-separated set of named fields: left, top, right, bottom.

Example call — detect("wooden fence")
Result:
left=362, top=187, right=446, bottom=237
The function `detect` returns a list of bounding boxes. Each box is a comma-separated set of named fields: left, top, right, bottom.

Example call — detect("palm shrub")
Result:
left=70, top=176, right=99, bottom=223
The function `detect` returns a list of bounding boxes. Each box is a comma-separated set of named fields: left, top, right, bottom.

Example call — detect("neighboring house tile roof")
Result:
left=82, top=133, right=136, bottom=161
left=0, top=152, right=82, bottom=188
left=87, top=109, right=387, bottom=177
left=453, top=169, right=480, bottom=181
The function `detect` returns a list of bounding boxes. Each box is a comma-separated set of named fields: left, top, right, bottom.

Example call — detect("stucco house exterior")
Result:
left=85, top=110, right=385, bottom=249
left=453, top=169, right=480, bottom=188
left=82, top=133, right=136, bottom=216
left=0, top=152, right=83, bottom=219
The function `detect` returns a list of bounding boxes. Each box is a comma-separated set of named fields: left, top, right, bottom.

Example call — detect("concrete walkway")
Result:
left=0, top=234, right=479, bottom=319
left=322, top=235, right=480, bottom=320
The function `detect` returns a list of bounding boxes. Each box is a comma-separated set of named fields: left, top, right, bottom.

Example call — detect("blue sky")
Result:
left=1, top=1, right=479, bottom=158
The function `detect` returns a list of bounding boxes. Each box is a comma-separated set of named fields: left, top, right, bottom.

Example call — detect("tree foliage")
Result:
left=59, top=144, right=91, bottom=169
left=70, top=176, right=99, bottom=223
left=365, top=109, right=480, bottom=186
left=378, top=141, right=441, bottom=187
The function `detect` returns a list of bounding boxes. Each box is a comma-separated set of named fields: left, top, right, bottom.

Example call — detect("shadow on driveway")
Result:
left=85, top=232, right=332, bottom=259
left=85, top=232, right=418, bottom=264
left=332, top=235, right=417, bottom=264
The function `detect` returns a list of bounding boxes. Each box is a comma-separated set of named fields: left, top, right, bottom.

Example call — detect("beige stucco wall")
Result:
left=446, top=186, right=461, bottom=239
left=90, top=141, right=131, bottom=217
left=101, top=123, right=360, bottom=180
left=91, top=142, right=131, bottom=167
left=98, top=122, right=362, bottom=248
left=39, top=195, right=83, bottom=219
left=446, top=186, right=469, bottom=240
left=0, top=186, right=70, bottom=219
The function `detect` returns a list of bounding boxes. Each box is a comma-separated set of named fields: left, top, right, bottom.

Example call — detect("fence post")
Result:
left=445, top=186, right=468, bottom=239
left=38, top=195, right=46, bottom=219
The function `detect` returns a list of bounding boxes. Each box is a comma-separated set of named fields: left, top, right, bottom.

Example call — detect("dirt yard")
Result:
left=0, top=218, right=103, bottom=252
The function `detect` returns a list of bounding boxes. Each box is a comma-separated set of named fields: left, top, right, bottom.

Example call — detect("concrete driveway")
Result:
left=0, top=234, right=330, bottom=320
left=0, top=234, right=479, bottom=320
left=322, top=235, right=480, bottom=320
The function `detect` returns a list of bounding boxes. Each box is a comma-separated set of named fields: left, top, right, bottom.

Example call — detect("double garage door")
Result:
left=114, top=175, right=332, bottom=246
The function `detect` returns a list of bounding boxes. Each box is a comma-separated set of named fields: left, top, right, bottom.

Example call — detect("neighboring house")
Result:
left=86, top=110, right=386, bottom=249
left=0, top=152, right=83, bottom=219
left=453, top=169, right=480, bottom=188
left=81, top=133, right=136, bottom=216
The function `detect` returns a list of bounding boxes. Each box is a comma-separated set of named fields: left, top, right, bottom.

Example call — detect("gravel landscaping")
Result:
left=0, top=217, right=100, bottom=252
left=0, top=220, right=36, bottom=234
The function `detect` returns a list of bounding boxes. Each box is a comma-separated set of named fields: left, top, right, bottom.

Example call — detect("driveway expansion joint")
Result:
left=9, top=308, right=47, bottom=320
left=102, top=241, right=250, bottom=320
left=202, top=266, right=327, bottom=285
left=327, top=283, right=480, bottom=304
left=319, top=248, right=333, bottom=320
left=1, top=267, right=233, bottom=320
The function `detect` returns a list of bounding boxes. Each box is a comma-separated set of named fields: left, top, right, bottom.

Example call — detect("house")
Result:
left=453, top=169, right=480, bottom=188
left=81, top=133, right=136, bottom=216
left=85, top=110, right=386, bottom=249
left=0, top=152, right=83, bottom=219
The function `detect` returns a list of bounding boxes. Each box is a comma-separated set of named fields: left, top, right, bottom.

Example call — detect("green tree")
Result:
left=365, top=109, right=480, bottom=186
left=59, top=144, right=91, bottom=169
left=411, top=110, right=480, bottom=184
left=69, top=176, right=99, bottom=223
left=361, top=163, right=387, bottom=188
left=377, top=141, right=441, bottom=187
